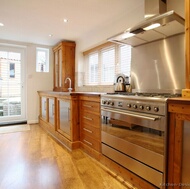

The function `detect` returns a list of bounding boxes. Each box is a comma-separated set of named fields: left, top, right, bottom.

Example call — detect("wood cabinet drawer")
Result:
left=81, top=101, right=100, bottom=114
left=81, top=134, right=101, bottom=152
left=80, top=112, right=100, bottom=128
left=81, top=123, right=100, bottom=140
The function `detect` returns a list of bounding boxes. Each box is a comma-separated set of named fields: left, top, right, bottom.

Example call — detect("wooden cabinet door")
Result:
left=53, top=41, right=75, bottom=92
left=57, top=98, right=71, bottom=140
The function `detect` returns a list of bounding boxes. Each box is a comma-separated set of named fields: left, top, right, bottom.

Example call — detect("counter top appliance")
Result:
left=114, top=73, right=131, bottom=92
left=101, top=92, right=181, bottom=188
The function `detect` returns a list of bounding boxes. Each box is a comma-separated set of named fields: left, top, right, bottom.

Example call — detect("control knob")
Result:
left=127, top=104, right=131, bottom=108
left=133, top=104, right=137, bottom=109
left=109, top=101, right=114, bottom=106
left=154, top=107, right=159, bottom=112
left=146, top=106, right=151, bottom=111
left=139, top=105, right=144, bottom=110
left=102, top=100, right=107, bottom=104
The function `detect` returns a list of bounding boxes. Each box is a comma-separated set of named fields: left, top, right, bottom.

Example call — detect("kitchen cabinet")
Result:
left=53, top=41, right=75, bottom=92
left=167, top=98, right=190, bottom=189
left=39, top=95, right=55, bottom=128
left=57, top=98, right=70, bottom=138
left=38, top=91, right=80, bottom=150
left=79, top=95, right=101, bottom=153
left=56, top=95, right=79, bottom=142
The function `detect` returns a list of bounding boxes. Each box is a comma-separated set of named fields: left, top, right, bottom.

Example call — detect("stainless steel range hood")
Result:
left=108, top=1, right=185, bottom=47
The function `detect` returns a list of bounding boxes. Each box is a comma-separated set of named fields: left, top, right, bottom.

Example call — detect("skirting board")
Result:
left=27, top=119, right=39, bottom=124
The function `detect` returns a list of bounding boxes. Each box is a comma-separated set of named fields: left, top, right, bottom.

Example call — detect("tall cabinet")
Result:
left=53, top=41, right=75, bottom=92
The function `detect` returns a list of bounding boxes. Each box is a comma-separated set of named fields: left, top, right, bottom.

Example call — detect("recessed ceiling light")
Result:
left=63, top=19, right=68, bottom=23
left=49, top=34, right=53, bottom=37
left=0, top=23, right=4, bottom=26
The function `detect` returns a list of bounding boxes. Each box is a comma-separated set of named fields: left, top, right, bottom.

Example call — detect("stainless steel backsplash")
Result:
left=131, top=34, right=185, bottom=92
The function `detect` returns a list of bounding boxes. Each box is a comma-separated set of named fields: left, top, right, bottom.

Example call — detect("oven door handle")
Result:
left=101, top=107, right=161, bottom=121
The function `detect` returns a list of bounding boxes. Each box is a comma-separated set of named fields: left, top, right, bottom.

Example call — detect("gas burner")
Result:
left=107, top=92, right=181, bottom=98
left=135, top=93, right=181, bottom=98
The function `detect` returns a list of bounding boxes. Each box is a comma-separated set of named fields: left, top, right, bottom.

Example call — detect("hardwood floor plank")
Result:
left=0, top=124, right=129, bottom=189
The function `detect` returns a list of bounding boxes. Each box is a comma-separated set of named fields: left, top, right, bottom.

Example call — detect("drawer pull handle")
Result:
left=83, top=139, right=92, bottom=146
left=83, top=105, right=92, bottom=108
left=83, top=116, right=93, bottom=121
left=83, top=128, right=93, bottom=133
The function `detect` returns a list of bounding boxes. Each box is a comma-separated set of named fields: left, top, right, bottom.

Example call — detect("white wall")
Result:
left=0, top=39, right=53, bottom=124
left=26, top=43, right=53, bottom=124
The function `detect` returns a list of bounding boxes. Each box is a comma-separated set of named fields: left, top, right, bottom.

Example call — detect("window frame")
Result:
left=36, top=47, right=49, bottom=72
left=83, top=42, right=131, bottom=86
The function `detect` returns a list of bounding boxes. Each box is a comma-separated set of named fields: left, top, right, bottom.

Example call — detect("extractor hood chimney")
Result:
left=108, top=0, right=185, bottom=47
left=144, top=0, right=166, bottom=18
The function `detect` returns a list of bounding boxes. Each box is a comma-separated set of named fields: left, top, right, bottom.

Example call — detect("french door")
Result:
left=0, top=45, right=26, bottom=124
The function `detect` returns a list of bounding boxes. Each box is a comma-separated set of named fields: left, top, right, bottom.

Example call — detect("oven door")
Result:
left=101, top=107, right=166, bottom=188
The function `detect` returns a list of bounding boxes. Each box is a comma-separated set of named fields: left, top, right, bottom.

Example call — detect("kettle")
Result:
left=114, top=75, right=126, bottom=92
left=115, top=83, right=125, bottom=92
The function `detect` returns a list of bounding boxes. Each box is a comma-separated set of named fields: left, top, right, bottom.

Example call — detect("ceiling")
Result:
left=0, top=0, right=143, bottom=46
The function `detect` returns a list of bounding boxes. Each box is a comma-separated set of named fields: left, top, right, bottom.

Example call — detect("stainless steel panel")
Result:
left=131, top=34, right=185, bottom=91
left=102, top=143, right=163, bottom=188
left=102, top=131, right=164, bottom=172
left=101, top=108, right=166, bottom=131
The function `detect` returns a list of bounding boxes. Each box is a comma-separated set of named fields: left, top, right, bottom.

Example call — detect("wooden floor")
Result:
left=0, top=124, right=129, bottom=189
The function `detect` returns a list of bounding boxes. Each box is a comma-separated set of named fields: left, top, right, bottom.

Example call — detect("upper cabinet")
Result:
left=53, top=41, right=76, bottom=92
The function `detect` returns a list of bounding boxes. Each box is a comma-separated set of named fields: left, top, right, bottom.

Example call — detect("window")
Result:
left=89, top=52, right=98, bottom=84
left=84, top=43, right=131, bottom=85
left=36, top=47, right=49, bottom=72
left=101, top=47, right=115, bottom=84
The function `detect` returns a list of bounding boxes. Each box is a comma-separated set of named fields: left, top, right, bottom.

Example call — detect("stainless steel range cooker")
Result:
left=101, top=92, right=181, bottom=189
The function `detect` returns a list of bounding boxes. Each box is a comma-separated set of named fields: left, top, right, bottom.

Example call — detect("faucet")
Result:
left=64, top=77, right=72, bottom=92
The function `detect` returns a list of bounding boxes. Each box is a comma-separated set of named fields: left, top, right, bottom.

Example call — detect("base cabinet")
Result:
left=38, top=92, right=79, bottom=150
left=167, top=98, right=190, bottom=189
left=57, top=98, right=71, bottom=139
left=79, top=95, right=101, bottom=153
left=40, top=96, right=55, bottom=128
left=56, top=96, right=79, bottom=142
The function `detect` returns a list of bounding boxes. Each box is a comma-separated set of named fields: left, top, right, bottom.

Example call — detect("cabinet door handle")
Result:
left=83, top=116, right=93, bottom=121
left=83, top=105, right=92, bottom=108
left=83, top=128, right=93, bottom=133
left=83, top=139, right=92, bottom=146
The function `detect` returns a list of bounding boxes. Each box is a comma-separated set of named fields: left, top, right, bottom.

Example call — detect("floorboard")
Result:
left=0, top=124, right=129, bottom=189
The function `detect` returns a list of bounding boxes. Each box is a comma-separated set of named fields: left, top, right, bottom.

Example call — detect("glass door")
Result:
left=0, top=46, right=26, bottom=124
